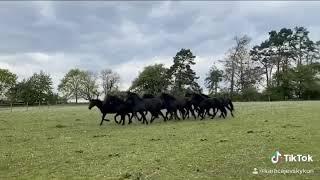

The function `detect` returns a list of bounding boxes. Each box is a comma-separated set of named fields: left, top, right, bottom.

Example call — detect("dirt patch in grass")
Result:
left=55, top=124, right=67, bottom=128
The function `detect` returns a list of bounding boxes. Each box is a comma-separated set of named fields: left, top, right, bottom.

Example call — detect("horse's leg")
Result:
left=159, top=111, right=167, bottom=121
left=190, top=108, right=197, bottom=120
left=200, top=108, right=207, bottom=120
left=210, top=108, right=218, bottom=119
left=205, top=108, right=214, bottom=119
left=199, top=109, right=205, bottom=120
left=100, top=112, right=107, bottom=126
left=226, top=106, right=234, bottom=117
left=129, top=113, right=134, bottom=122
left=127, top=113, right=133, bottom=124
left=114, top=113, right=121, bottom=124
left=150, top=112, right=156, bottom=123
left=196, top=107, right=202, bottom=118
left=180, top=109, right=186, bottom=120
left=166, top=110, right=172, bottom=120
left=140, top=111, right=148, bottom=125
left=185, top=108, right=189, bottom=119
left=221, top=107, right=227, bottom=119
left=174, top=110, right=180, bottom=120
left=121, top=114, right=126, bottom=125
left=166, top=111, right=173, bottom=120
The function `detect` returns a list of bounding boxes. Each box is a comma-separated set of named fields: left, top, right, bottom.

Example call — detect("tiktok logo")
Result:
left=271, top=151, right=282, bottom=164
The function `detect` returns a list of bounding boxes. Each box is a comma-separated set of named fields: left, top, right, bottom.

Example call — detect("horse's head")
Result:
left=88, top=99, right=101, bottom=110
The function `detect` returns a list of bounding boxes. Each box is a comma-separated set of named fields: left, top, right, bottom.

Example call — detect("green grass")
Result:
left=0, top=101, right=319, bottom=179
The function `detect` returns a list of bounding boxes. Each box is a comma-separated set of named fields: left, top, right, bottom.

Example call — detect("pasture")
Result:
left=0, top=101, right=319, bottom=179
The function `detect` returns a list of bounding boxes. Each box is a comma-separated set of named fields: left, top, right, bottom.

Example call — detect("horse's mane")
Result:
left=192, top=93, right=207, bottom=101
left=105, top=95, right=124, bottom=104
left=127, top=92, right=143, bottom=101
left=142, top=94, right=155, bottom=99
left=161, top=93, right=176, bottom=100
left=91, top=99, right=103, bottom=104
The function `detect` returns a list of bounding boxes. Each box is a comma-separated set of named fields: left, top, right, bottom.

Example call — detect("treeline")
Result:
left=0, top=68, right=120, bottom=105
left=1, top=26, right=319, bottom=103
left=131, top=26, right=320, bottom=101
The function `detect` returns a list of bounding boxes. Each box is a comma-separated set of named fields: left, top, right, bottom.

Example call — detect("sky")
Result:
left=1, top=1, right=320, bottom=93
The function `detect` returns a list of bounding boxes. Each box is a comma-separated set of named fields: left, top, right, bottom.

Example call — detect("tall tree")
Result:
left=58, top=69, right=85, bottom=103
left=252, top=26, right=320, bottom=100
left=205, top=64, right=223, bottom=95
left=290, top=27, right=317, bottom=66
left=28, top=71, right=53, bottom=103
left=0, top=69, right=17, bottom=100
left=221, top=35, right=253, bottom=96
left=250, top=40, right=275, bottom=88
left=268, top=28, right=293, bottom=82
left=79, top=71, right=99, bottom=100
left=169, top=48, right=201, bottom=94
left=100, top=69, right=120, bottom=96
left=130, top=64, right=170, bottom=94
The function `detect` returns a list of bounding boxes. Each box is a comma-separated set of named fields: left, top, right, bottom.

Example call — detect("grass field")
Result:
left=0, top=101, right=319, bottom=179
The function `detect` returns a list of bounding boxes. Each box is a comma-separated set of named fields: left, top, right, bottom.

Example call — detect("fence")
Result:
left=0, top=101, right=88, bottom=112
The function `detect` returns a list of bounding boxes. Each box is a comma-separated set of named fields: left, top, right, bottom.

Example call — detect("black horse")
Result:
left=186, top=92, right=208, bottom=118
left=219, top=97, right=234, bottom=117
left=125, top=92, right=148, bottom=125
left=88, top=98, right=130, bottom=126
left=159, top=93, right=181, bottom=120
left=141, top=93, right=167, bottom=123
left=186, top=92, right=227, bottom=119
left=178, top=96, right=197, bottom=120
left=198, top=97, right=227, bottom=119
left=103, top=95, right=133, bottom=125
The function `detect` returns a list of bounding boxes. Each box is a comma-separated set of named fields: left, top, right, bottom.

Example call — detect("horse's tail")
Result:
left=229, top=99, right=234, bottom=111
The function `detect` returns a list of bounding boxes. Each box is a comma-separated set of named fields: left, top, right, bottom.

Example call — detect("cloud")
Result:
left=1, top=1, right=320, bottom=93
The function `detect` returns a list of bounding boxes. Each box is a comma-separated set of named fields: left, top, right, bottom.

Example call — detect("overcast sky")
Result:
left=1, top=1, right=320, bottom=92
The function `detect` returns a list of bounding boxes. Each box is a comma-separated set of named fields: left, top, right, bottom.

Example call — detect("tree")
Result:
left=100, top=69, right=120, bottom=96
left=221, top=35, right=259, bottom=96
left=79, top=71, right=99, bottom=100
left=205, top=64, right=223, bottom=95
left=0, top=69, right=17, bottom=100
left=58, top=69, right=85, bottom=103
left=169, top=48, right=201, bottom=95
left=8, top=71, right=53, bottom=104
left=251, top=26, right=320, bottom=100
left=250, top=40, right=275, bottom=88
left=290, top=27, right=318, bottom=66
left=29, top=71, right=53, bottom=103
left=130, top=64, right=170, bottom=94
left=289, top=63, right=320, bottom=99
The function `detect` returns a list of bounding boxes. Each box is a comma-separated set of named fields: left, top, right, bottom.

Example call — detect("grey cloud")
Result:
left=1, top=1, right=320, bottom=91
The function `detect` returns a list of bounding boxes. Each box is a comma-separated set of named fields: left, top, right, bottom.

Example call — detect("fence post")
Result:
left=39, top=101, right=41, bottom=109
left=47, top=101, right=49, bottom=109
left=26, top=102, right=28, bottom=111
left=10, top=102, right=13, bottom=112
